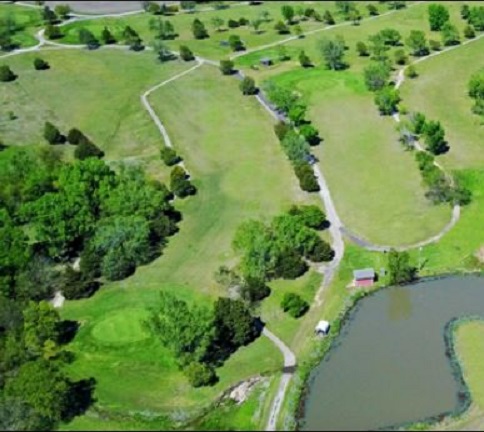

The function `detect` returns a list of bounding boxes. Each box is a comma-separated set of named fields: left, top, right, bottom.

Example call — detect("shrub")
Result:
left=74, top=139, right=104, bottom=160
left=299, top=50, right=312, bottom=67
left=374, top=87, right=401, bottom=115
left=394, top=48, right=407, bottom=65
left=228, top=34, right=244, bottom=51
left=101, top=26, right=116, bottom=44
left=185, top=362, right=217, bottom=387
left=219, top=59, right=234, bottom=75
left=281, top=292, right=309, bottom=318
left=0, top=65, right=16, bottom=82
left=294, top=162, right=320, bottom=192
left=239, top=76, right=257, bottom=95
left=405, top=65, right=418, bottom=78
left=356, top=41, right=369, bottom=56
left=274, top=20, right=290, bottom=34
left=228, top=19, right=240, bottom=28
left=192, top=18, right=208, bottom=39
left=429, top=39, right=441, bottom=51
left=43, top=121, right=63, bottom=144
left=238, top=17, right=249, bottom=26
left=179, top=44, right=195, bottom=61
left=274, top=121, right=290, bottom=141
left=299, top=124, right=320, bottom=146
left=33, top=57, right=49, bottom=70
left=464, top=25, right=475, bottom=39
left=44, top=23, right=62, bottom=40
left=160, top=146, right=181, bottom=166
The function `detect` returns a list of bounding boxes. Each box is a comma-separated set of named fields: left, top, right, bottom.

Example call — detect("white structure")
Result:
left=315, top=320, right=330, bottom=336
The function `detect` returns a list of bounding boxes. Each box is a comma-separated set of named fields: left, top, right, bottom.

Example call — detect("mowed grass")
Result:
left=0, top=3, right=41, bottom=48
left=59, top=62, right=314, bottom=425
left=58, top=1, right=376, bottom=60
left=269, top=67, right=450, bottom=246
left=400, top=38, right=484, bottom=170
left=0, top=49, right=189, bottom=180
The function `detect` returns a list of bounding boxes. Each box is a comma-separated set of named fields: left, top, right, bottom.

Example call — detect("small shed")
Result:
left=315, top=320, right=330, bottom=336
left=260, top=57, right=273, bottom=66
left=353, top=268, right=375, bottom=287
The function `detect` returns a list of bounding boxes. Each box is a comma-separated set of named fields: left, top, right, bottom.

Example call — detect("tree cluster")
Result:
left=232, top=207, right=332, bottom=282
left=468, top=69, right=484, bottom=117
left=145, top=291, right=260, bottom=387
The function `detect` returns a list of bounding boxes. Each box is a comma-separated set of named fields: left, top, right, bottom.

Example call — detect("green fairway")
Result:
left=400, top=38, right=484, bottom=170
left=269, top=66, right=450, bottom=246
left=57, top=1, right=377, bottom=60
left=0, top=3, right=41, bottom=48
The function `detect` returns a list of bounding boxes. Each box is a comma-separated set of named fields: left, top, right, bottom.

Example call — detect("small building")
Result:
left=315, top=320, right=330, bottom=336
left=260, top=57, right=273, bottom=66
left=353, top=268, right=375, bottom=287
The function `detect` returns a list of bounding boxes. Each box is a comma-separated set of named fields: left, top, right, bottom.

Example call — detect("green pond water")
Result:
left=301, top=275, right=484, bottom=431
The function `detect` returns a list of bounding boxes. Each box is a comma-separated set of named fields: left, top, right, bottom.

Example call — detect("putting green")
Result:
left=90, top=308, right=150, bottom=344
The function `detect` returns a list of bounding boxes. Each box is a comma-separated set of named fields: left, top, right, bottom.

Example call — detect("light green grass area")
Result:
left=401, top=38, right=484, bottom=169
left=57, top=1, right=376, bottom=60
left=269, top=66, right=450, bottom=246
left=58, top=62, right=317, bottom=427
left=0, top=3, right=41, bottom=48
left=0, top=49, right=189, bottom=180
left=411, top=169, right=484, bottom=275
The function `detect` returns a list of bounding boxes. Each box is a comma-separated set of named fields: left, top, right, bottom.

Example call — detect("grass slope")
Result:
left=401, top=38, right=484, bottom=169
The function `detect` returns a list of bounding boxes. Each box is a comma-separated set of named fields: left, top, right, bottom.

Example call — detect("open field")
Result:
left=0, top=3, right=41, bottom=47
left=0, top=49, right=187, bottom=179
left=57, top=1, right=378, bottom=60
left=401, top=38, right=484, bottom=169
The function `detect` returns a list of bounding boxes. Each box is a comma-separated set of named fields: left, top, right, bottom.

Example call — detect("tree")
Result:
left=280, top=292, right=309, bottom=318
left=348, top=8, right=361, bottom=25
left=184, top=362, right=216, bottom=387
left=356, top=41, right=369, bottom=56
left=379, top=28, right=402, bottom=46
left=441, top=22, right=460, bottom=46
left=277, top=44, right=289, bottom=61
left=367, top=4, right=379, bottom=16
left=263, top=81, right=298, bottom=113
left=259, top=10, right=271, bottom=22
left=463, top=25, right=475, bottom=39
left=122, top=26, right=143, bottom=51
left=78, top=28, right=100, bottom=49
left=239, top=17, right=249, bottom=26
left=219, top=59, right=234, bottom=75
left=281, top=130, right=309, bottom=161
left=299, top=124, right=320, bottom=146
left=74, top=139, right=104, bottom=160
left=317, top=36, right=346, bottom=70
left=387, top=1, right=406, bottom=10
left=374, top=87, right=401, bottom=115
left=363, top=61, right=391, bottom=91
left=33, top=57, right=49, bottom=70
left=297, top=50, right=311, bottom=68
left=408, top=111, right=427, bottom=135
left=239, top=76, right=257, bottom=95
left=211, top=298, right=260, bottom=357
left=273, top=248, right=308, bottom=279
left=44, top=23, right=62, bottom=40
left=323, top=10, right=335, bottom=25
left=274, top=121, right=290, bottom=141
left=335, top=1, right=355, bottom=17
left=288, top=205, right=327, bottom=229
left=66, top=128, right=85, bottom=144
left=274, top=20, right=290, bottom=34
left=394, top=48, right=408, bottom=65
left=170, top=165, right=196, bottom=197
left=405, top=30, right=429, bottom=56
left=179, top=44, right=194, bottom=61
left=468, top=6, right=484, bottom=32
left=250, top=17, right=263, bottom=33
left=368, top=32, right=390, bottom=61
left=101, top=26, right=116, bottom=44
left=239, top=277, right=270, bottom=305
left=41, top=6, right=57, bottom=24
left=294, top=162, right=320, bottom=192
left=54, top=4, right=71, bottom=20
left=387, top=249, right=416, bottom=284
left=192, top=18, right=208, bottom=39
left=210, top=16, right=224, bottom=32
left=423, top=120, right=447, bottom=155
left=228, top=34, right=244, bottom=51
left=150, top=18, right=176, bottom=40
left=0, top=65, right=16, bottom=82
left=281, top=5, right=295, bottom=24
left=288, top=103, right=307, bottom=126
left=180, top=1, right=196, bottom=12
left=43, top=122, right=63, bottom=144
left=228, top=18, right=240, bottom=28
left=22, top=301, right=60, bottom=357
left=461, top=4, right=470, bottom=20
left=468, top=69, right=484, bottom=116
left=428, top=4, right=450, bottom=31
left=294, top=24, right=303, bottom=38
left=405, top=64, right=418, bottom=78
left=160, top=146, right=181, bottom=165
left=153, top=39, right=174, bottom=62
left=145, top=291, right=214, bottom=367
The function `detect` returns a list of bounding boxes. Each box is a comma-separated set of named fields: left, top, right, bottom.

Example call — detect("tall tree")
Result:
left=317, top=36, right=346, bottom=70
left=405, top=30, right=429, bottom=56
left=428, top=4, right=450, bottom=31
left=387, top=249, right=416, bottom=284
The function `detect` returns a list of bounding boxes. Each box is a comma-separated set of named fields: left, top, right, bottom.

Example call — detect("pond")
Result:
left=301, top=275, right=484, bottom=431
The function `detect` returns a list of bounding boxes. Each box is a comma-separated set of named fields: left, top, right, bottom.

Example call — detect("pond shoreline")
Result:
left=294, top=270, right=484, bottom=431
